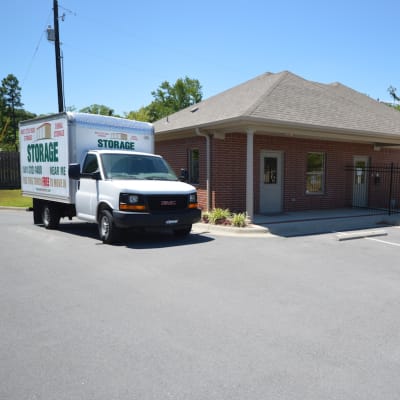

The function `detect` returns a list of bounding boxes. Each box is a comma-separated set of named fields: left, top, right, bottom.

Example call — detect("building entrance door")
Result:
left=260, top=151, right=283, bottom=214
left=353, top=156, right=369, bottom=207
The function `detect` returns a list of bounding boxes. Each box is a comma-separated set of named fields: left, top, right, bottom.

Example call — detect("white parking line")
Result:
left=366, top=237, right=400, bottom=247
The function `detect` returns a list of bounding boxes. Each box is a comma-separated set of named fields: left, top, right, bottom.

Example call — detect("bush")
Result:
left=201, top=211, right=210, bottom=224
left=231, top=212, right=247, bottom=227
left=202, top=209, right=248, bottom=227
left=207, top=208, right=231, bottom=225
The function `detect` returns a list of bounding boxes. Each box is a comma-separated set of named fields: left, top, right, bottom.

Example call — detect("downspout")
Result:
left=195, top=128, right=211, bottom=211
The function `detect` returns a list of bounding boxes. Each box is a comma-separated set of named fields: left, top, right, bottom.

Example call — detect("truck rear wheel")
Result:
left=42, top=203, right=60, bottom=229
left=99, top=209, right=119, bottom=244
left=33, top=198, right=42, bottom=225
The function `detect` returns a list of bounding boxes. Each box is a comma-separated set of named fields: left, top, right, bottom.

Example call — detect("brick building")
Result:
left=154, top=71, right=400, bottom=220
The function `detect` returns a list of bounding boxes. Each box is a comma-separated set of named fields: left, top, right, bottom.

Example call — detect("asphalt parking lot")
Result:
left=1, top=209, right=400, bottom=400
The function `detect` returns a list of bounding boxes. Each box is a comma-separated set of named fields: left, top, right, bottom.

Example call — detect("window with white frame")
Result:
left=306, top=152, right=325, bottom=194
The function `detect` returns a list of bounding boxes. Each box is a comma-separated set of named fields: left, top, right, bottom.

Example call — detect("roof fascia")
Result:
left=155, top=116, right=400, bottom=146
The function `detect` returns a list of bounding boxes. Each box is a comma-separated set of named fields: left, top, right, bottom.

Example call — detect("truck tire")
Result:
left=42, top=203, right=60, bottom=229
left=173, top=225, right=192, bottom=237
left=99, top=209, right=119, bottom=244
left=33, top=198, right=42, bottom=225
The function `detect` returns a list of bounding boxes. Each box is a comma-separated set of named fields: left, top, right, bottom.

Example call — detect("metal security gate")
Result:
left=345, top=163, right=400, bottom=215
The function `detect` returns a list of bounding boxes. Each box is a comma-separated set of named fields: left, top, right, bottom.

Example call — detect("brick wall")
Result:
left=212, top=134, right=247, bottom=212
left=155, top=137, right=208, bottom=210
left=254, top=135, right=400, bottom=212
left=156, top=133, right=400, bottom=213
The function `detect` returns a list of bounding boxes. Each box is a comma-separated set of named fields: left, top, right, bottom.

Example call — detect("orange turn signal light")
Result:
left=120, top=204, right=146, bottom=211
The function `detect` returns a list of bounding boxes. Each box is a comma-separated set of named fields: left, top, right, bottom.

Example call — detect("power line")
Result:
left=58, top=4, right=77, bottom=18
left=21, top=10, right=52, bottom=86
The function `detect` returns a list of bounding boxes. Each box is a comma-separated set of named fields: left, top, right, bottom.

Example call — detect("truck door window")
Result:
left=82, top=154, right=99, bottom=175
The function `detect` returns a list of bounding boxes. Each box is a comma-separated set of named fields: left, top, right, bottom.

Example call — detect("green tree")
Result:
left=387, top=86, right=400, bottom=111
left=146, top=76, right=202, bottom=122
left=79, top=104, right=116, bottom=116
left=388, top=86, right=400, bottom=103
left=0, top=74, right=24, bottom=150
left=125, top=106, right=151, bottom=122
left=126, top=76, right=203, bottom=123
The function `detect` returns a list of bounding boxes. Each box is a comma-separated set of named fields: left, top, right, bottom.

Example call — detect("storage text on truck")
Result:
left=27, top=142, right=59, bottom=162
left=97, top=139, right=135, bottom=150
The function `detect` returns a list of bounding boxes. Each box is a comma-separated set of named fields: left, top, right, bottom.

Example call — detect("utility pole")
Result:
left=53, top=0, right=64, bottom=112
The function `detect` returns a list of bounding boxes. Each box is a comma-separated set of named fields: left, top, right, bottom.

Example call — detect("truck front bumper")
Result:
left=112, top=208, right=201, bottom=229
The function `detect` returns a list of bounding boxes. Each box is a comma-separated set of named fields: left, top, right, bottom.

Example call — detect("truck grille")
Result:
left=147, top=195, right=188, bottom=211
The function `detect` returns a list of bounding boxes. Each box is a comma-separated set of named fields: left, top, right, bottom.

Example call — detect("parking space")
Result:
left=2, top=209, right=400, bottom=400
left=334, top=225, right=400, bottom=245
left=365, top=227, right=400, bottom=247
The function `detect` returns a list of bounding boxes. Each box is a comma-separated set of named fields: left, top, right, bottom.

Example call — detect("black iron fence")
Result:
left=0, top=152, right=20, bottom=189
left=345, top=163, right=400, bottom=215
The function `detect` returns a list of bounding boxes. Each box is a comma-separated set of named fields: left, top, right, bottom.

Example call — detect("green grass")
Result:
left=0, top=189, right=33, bottom=208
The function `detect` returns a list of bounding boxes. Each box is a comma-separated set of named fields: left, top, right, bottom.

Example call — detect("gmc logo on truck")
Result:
left=160, top=200, right=177, bottom=206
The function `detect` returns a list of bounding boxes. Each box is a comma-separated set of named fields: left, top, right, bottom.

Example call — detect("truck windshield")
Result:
left=101, top=153, right=178, bottom=181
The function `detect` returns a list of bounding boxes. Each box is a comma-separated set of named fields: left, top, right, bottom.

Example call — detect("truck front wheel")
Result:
left=173, top=225, right=192, bottom=237
left=99, top=209, right=119, bottom=244
left=42, top=203, right=60, bottom=229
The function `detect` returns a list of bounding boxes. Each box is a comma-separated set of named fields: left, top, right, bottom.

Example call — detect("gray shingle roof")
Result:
left=154, top=71, right=400, bottom=141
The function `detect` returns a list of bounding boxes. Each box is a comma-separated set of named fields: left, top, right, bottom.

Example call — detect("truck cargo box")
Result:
left=19, top=112, right=154, bottom=203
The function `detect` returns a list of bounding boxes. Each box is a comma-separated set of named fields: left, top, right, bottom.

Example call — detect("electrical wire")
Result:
left=21, top=10, right=52, bottom=86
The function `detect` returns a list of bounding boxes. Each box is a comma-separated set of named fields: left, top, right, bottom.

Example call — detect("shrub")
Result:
left=231, top=212, right=247, bottom=227
left=201, top=211, right=210, bottom=223
left=202, top=209, right=248, bottom=227
left=208, top=208, right=231, bottom=225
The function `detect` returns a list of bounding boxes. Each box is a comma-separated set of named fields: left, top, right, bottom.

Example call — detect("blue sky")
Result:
left=2, top=0, right=399, bottom=116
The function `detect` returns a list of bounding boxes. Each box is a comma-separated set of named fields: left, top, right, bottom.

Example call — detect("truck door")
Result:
left=75, top=153, right=100, bottom=222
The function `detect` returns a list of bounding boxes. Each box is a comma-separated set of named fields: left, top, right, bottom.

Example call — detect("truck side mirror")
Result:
left=68, top=163, right=81, bottom=180
left=91, top=170, right=101, bottom=180
left=179, top=168, right=188, bottom=182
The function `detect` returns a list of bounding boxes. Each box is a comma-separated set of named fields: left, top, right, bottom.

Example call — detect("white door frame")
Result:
left=259, top=150, right=283, bottom=214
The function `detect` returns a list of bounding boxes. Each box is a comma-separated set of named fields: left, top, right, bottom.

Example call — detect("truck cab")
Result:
left=70, top=150, right=200, bottom=243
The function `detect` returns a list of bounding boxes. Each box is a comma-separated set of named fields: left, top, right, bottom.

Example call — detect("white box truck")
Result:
left=19, top=112, right=201, bottom=243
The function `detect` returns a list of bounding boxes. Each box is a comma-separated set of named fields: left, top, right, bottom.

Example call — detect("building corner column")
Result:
left=246, top=129, right=254, bottom=222
left=196, top=128, right=211, bottom=211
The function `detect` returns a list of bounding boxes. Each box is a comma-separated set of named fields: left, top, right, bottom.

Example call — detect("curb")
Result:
left=193, top=222, right=270, bottom=236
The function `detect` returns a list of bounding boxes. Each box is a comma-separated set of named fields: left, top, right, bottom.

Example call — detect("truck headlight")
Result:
left=128, top=194, right=140, bottom=204
left=188, top=192, right=198, bottom=209
left=119, top=193, right=146, bottom=211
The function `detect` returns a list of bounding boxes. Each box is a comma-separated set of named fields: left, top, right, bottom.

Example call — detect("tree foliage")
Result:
left=125, top=106, right=150, bottom=122
left=388, top=85, right=400, bottom=103
left=125, top=76, right=202, bottom=123
left=79, top=104, right=115, bottom=116
left=387, top=86, right=400, bottom=112
left=0, top=74, right=34, bottom=151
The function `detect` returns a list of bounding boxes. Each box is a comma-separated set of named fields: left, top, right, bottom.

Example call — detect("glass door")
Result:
left=260, top=151, right=283, bottom=214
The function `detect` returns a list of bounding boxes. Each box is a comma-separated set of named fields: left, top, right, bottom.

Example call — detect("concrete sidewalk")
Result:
left=254, top=208, right=400, bottom=237
left=194, top=208, right=400, bottom=237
